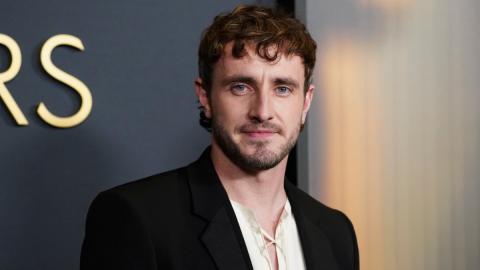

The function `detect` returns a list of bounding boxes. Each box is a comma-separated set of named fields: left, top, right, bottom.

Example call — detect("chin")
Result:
left=227, top=141, right=290, bottom=171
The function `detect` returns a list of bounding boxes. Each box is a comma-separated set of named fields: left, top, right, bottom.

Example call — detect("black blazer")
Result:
left=80, top=147, right=359, bottom=270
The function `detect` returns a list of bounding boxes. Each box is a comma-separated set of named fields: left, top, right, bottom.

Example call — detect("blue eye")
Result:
left=234, top=85, right=246, bottom=91
left=277, top=86, right=289, bottom=93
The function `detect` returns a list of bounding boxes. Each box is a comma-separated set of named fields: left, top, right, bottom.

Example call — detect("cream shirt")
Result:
left=230, top=199, right=306, bottom=270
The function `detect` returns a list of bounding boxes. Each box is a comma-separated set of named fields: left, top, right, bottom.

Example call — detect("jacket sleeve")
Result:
left=80, top=190, right=157, bottom=270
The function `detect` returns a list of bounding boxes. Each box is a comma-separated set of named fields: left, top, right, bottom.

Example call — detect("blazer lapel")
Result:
left=201, top=204, right=250, bottom=270
left=187, top=147, right=253, bottom=270
left=285, top=180, right=341, bottom=270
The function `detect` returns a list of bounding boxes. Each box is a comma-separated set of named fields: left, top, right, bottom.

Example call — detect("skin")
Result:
left=195, top=42, right=314, bottom=270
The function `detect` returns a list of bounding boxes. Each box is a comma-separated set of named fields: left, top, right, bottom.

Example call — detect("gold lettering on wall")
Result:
left=0, top=34, right=29, bottom=125
left=38, top=34, right=92, bottom=128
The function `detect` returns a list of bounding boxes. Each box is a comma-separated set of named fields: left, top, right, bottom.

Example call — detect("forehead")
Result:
left=213, top=42, right=305, bottom=81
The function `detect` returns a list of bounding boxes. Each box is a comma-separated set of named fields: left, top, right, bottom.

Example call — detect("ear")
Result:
left=194, top=78, right=211, bottom=118
left=302, top=84, right=315, bottom=123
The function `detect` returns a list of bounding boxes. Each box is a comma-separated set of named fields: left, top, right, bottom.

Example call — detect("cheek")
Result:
left=211, top=94, right=245, bottom=125
left=274, top=98, right=304, bottom=124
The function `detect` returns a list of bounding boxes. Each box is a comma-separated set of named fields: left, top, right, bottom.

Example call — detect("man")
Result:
left=80, top=5, right=359, bottom=270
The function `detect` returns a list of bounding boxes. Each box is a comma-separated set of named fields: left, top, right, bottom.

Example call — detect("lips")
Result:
left=238, top=122, right=284, bottom=138
left=244, top=129, right=276, bottom=138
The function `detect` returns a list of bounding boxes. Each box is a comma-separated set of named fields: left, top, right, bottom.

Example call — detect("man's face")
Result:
left=196, top=43, right=314, bottom=171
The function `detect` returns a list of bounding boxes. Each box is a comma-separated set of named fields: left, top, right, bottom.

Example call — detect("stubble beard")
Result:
left=212, top=118, right=301, bottom=171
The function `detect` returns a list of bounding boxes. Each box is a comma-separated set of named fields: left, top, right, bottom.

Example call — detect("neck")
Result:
left=210, top=142, right=288, bottom=217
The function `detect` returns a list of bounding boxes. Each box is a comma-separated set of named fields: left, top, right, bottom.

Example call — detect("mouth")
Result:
left=237, top=122, right=284, bottom=139
left=243, top=129, right=277, bottom=138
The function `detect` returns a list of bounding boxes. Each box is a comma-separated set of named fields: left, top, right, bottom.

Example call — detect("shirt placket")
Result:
left=247, top=216, right=288, bottom=270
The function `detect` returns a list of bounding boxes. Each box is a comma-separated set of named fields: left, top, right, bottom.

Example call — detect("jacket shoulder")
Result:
left=89, top=166, right=191, bottom=224
left=80, top=169, right=191, bottom=270
left=105, top=166, right=188, bottom=202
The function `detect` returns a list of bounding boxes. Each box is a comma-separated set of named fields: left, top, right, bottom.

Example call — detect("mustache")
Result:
left=237, top=121, right=285, bottom=135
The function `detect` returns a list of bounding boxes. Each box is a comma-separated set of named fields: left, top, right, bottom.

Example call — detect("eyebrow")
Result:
left=221, top=76, right=257, bottom=87
left=273, top=77, right=300, bottom=89
left=221, top=75, right=300, bottom=89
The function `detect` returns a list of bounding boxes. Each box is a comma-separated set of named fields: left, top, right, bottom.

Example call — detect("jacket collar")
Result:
left=285, top=180, right=342, bottom=270
left=187, top=146, right=228, bottom=221
left=187, top=146, right=253, bottom=270
left=284, top=180, right=315, bottom=269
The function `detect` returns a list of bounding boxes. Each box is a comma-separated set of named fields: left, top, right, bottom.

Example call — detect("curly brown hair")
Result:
left=198, top=5, right=317, bottom=131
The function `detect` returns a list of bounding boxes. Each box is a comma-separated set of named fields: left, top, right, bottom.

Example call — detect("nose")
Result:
left=248, top=89, right=274, bottom=122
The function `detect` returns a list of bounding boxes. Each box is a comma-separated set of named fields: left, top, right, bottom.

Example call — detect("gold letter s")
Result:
left=0, top=34, right=28, bottom=125
left=39, top=34, right=92, bottom=128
